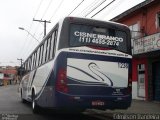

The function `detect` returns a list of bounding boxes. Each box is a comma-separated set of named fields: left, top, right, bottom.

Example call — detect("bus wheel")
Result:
left=32, top=91, right=39, bottom=113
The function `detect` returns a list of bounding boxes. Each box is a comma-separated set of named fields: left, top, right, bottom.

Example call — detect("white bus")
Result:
left=19, top=17, right=132, bottom=113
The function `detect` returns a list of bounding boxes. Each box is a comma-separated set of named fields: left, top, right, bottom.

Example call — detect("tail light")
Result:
left=56, top=69, right=68, bottom=93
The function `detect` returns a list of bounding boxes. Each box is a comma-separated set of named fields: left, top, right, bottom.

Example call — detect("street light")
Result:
left=18, top=27, right=40, bottom=43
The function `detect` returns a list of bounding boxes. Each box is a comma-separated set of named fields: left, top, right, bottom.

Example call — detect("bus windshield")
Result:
left=70, top=24, right=128, bottom=53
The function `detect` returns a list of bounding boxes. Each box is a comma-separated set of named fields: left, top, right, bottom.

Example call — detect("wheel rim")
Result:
left=32, top=99, right=35, bottom=109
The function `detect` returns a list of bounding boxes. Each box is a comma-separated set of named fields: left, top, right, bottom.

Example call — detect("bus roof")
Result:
left=22, top=16, right=131, bottom=65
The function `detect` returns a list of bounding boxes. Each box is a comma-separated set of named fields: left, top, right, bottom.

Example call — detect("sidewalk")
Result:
left=86, top=100, right=160, bottom=119
left=107, top=100, right=160, bottom=114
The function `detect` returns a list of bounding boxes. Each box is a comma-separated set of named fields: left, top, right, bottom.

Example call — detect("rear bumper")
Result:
left=54, top=92, right=132, bottom=110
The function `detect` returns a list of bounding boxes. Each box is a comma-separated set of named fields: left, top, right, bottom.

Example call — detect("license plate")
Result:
left=92, top=101, right=105, bottom=106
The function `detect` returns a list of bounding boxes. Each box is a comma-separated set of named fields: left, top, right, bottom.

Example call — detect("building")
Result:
left=111, top=0, right=160, bottom=101
left=0, top=66, right=18, bottom=85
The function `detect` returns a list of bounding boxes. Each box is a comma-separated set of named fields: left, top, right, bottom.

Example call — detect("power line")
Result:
left=19, top=0, right=116, bottom=62
left=68, top=0, right=85, bottom=16
left=41, top=0, right=53, bottom=19
left=23, top=41, right=37, bottom=60
left=49, top=0, right=64, bottom=21
left=84, top=0, right=106, bottom=17
left=33, top=0, right=44, bottom=18
left=18, top=32, right=30, bottom=58
left=32, top=0, right=51, bottom=42
left=18, top=0, right=44, bottom=59
left=27, top=0, right=44, bottom=37
left=79, top=0, right=98, bottom=17
left=25, top=0, right=44, bottom=41
left=20, top=0, right=52, bottom=59
left=91, top=0, right=115, bottom=18
left=102, top=0, right=126, bottom=20
left=37, top=32, right=44, bottom=40
left=19, top=27, right=40, bottom=43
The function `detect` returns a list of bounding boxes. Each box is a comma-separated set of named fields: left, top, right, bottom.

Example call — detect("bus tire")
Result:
left=32, top=91, right=39, bottom=113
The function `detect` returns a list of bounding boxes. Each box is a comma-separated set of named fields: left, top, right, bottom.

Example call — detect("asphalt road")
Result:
left=0, top=85, right=106, bottom=120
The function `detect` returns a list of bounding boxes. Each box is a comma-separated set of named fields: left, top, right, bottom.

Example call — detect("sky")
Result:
left=0, top=0, right=145, bottom=66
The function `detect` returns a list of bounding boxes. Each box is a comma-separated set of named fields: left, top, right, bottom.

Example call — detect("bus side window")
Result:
left=53, top=30, right=58, bottom=58
left=34, top=52, right=37, bottom=68
left=25, top=61, right=28, bottom=73
left=45, top=37, right=51, bottom=62
left=47, top=37, right=51, bottom=61
left=39, top=45, right=44, bottom=66
left=28, top=58, right=32, bottom=72
left=31, top=54, right=34, bottom=70
left=36, top=47, right=40, bottom=67
left=42, top=40, right=47, bottom=64
left=50, top=32, right=55, bottom=60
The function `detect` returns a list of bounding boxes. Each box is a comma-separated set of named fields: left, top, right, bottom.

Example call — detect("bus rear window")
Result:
left=69, top=24, right=128, bottom=52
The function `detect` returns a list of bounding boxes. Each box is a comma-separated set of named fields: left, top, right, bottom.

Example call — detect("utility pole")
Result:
left=33, top=18, right=51, bottom=37
left=17, top=58, right=23, bottom=79
left=17, top=58, right=23, bottom=66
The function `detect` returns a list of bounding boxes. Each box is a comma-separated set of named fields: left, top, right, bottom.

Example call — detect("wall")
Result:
left=117, top=2, right=160, bottom=35
left=146, top=3, right=160, bottom=34
left=132, top=57, right=148, bottom=100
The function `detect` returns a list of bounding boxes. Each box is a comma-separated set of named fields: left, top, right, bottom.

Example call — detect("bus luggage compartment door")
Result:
left=66, top=56, right=130, bottom=96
